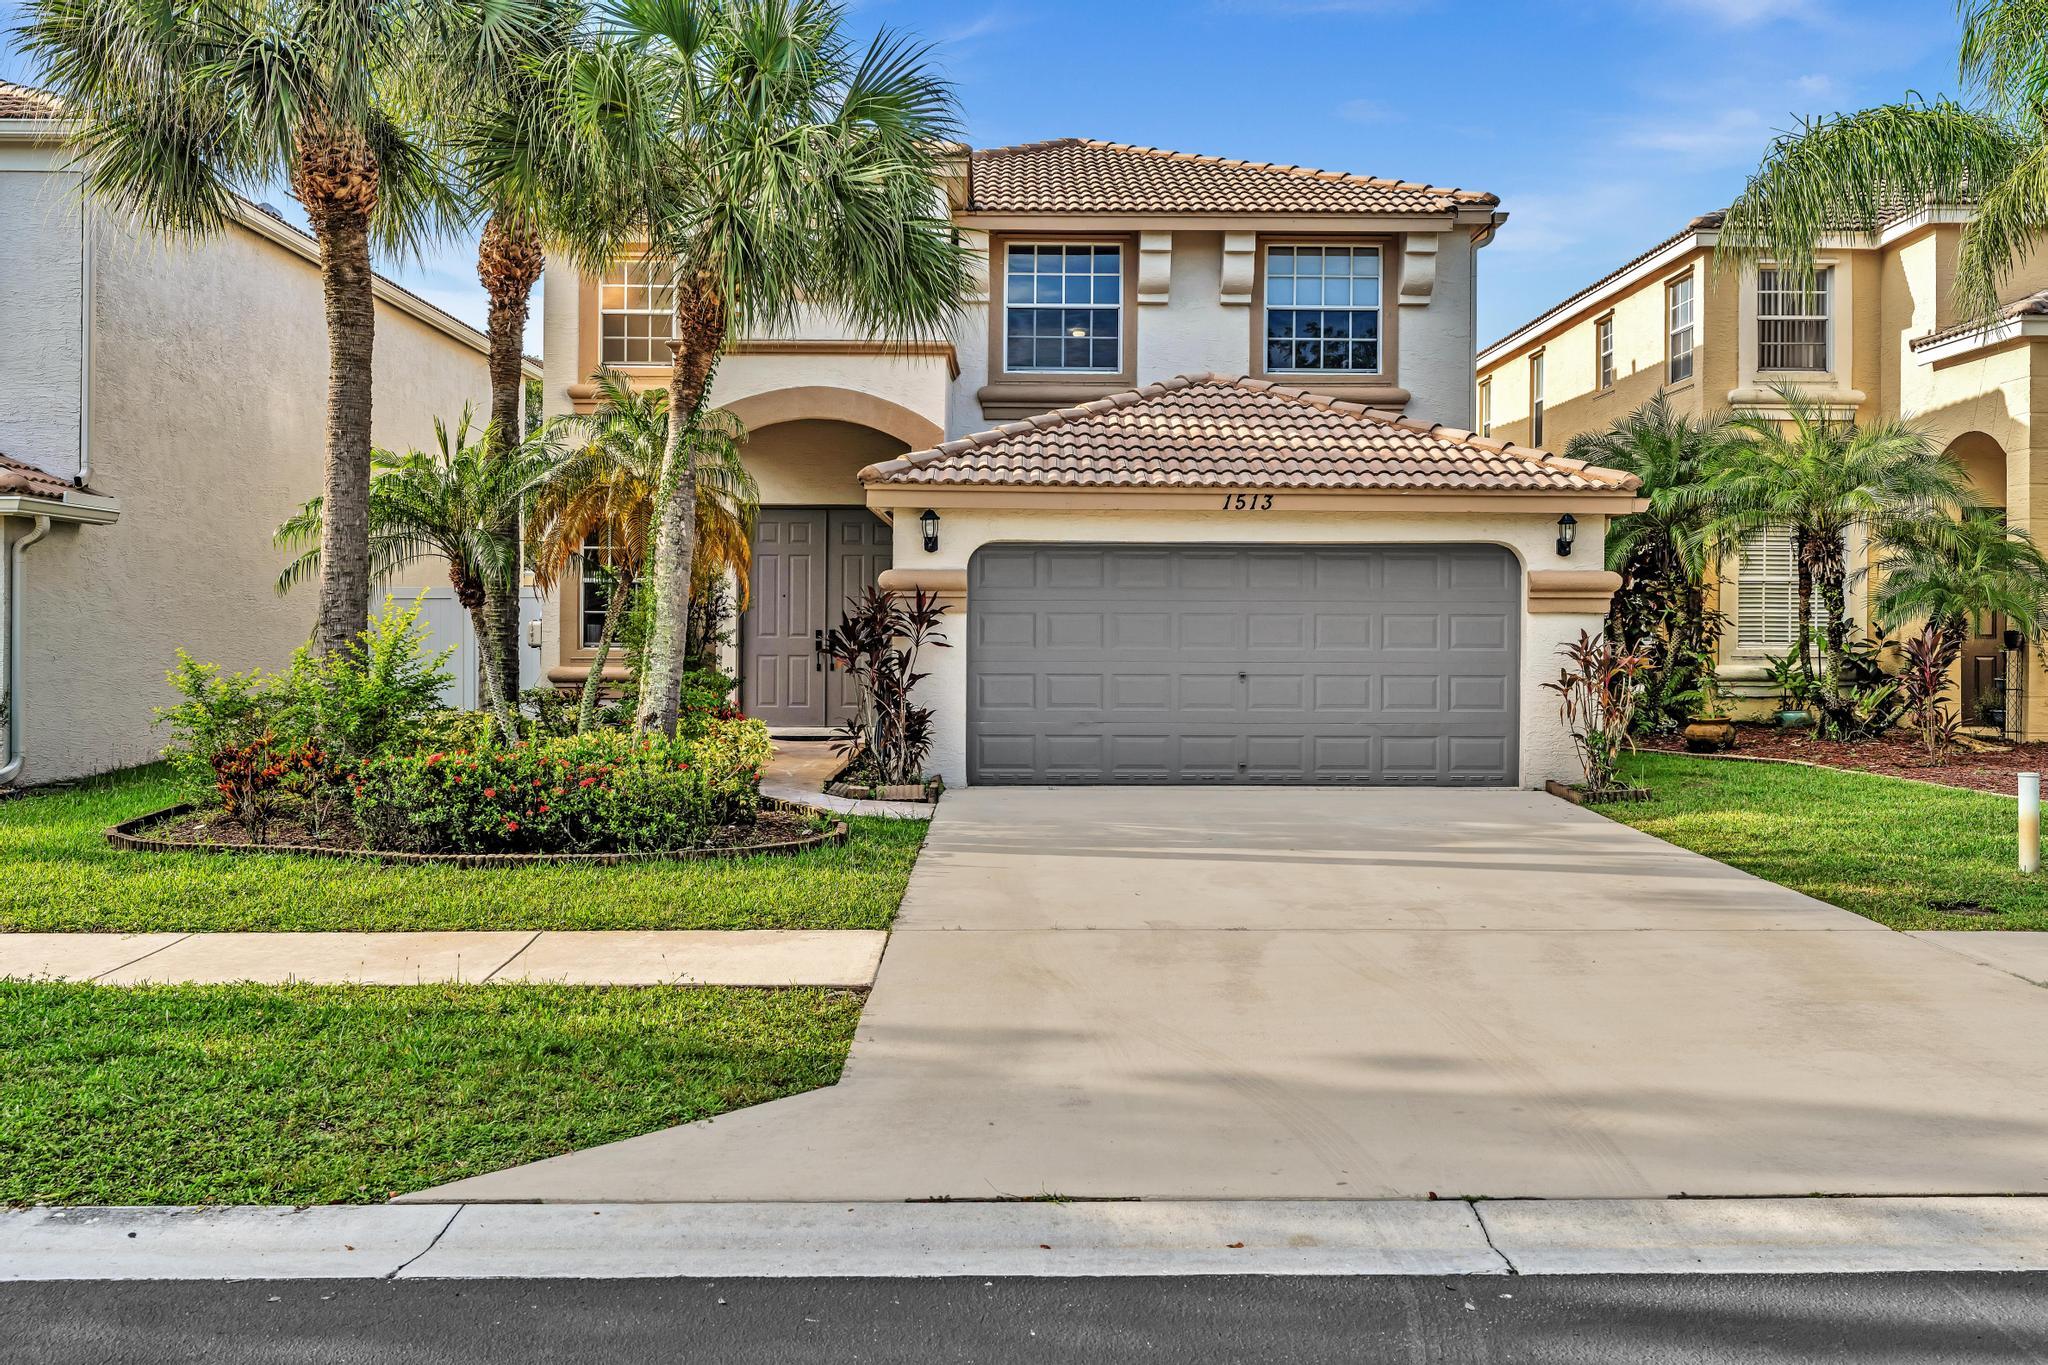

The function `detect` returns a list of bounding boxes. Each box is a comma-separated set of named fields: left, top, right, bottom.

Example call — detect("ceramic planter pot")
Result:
left=1682, top=720, right=1737, bottom=753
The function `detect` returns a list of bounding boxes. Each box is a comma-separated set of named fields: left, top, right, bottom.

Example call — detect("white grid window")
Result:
left=1597, top=316, right=1616, bottom=391
left=1736, top=527, right=1800, bottom=649
left=1530, top=351, right=1546, bottom=447
left=580, top=534, right=613, bottom=649
left=599, top=258, right=677, bottom=366
left=1758, top=267, right=1831, bottom=371
left=1667, top=276, right=1695, bottom=383
left=1004, top=244, right=1122, bottom=372
left=1478, top=378, right=1492, bottom=437
left=1264, top=245, right=1382, bottom=373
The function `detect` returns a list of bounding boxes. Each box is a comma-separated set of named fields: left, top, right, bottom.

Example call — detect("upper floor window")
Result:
left=1530, top=351, right=1546, bottom=447
left=1757, top=267, right=1831, bottom=372
left=1478, top=378, right=1493, bottom=437
left=1264, top=244, right=1381, bottom=374
left=1596, top=315, right=1616, bottom=391
left=1004, top=243, right=1122, bottom=373
left=1667, top=275, right=1695, bottom=384
left=600, top=258, right=676, bottom=366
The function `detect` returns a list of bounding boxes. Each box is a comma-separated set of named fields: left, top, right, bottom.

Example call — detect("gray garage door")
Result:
left=967, top=544, right=1520, bottom=786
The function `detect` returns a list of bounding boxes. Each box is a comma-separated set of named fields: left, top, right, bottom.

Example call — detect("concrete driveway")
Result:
left=412, top=788, right=2048, bottom=1203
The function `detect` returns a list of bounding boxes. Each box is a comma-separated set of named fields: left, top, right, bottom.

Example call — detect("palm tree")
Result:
left=417, top=7, right=665, bottom=710
left=1565, top=397, right=1728, bottom=726
left=610, top=0, right=973, bottom=735
left=277, top=409, right=556, bottom=741
left=527, top=371, right=757, bottom=730
left=1708, top=389, right=1979, bottom=722
left=1718, top=0, right=2047, bottom=322
left=17, top=0, right=458, bottom=655
left=1875, top=510, right=2048, bottom=654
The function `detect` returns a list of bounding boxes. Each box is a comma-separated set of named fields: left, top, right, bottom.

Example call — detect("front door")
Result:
left=1964, top=611, right=2007, bottom=726
left=741, top=507, right=893, bottom=728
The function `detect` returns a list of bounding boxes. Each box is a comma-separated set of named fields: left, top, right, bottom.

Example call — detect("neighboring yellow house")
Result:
left=1477, top=205, right=2048, bottom=734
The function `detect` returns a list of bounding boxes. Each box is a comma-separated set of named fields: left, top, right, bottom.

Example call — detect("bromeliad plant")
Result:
left=1545, top=631, right=1653, bottom=793
left=824, top=589, right=948, bottom=787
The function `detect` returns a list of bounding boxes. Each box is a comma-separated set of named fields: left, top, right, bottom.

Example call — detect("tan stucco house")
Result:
left=541, top=137, right=1642, bottom=788
left=1476, top=203, right=2048, bottom=733
left=1, top=82, right=534, bottom=785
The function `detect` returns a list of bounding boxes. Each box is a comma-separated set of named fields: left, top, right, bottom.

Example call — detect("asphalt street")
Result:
left=6, top=1274, right=2048, bottom=1363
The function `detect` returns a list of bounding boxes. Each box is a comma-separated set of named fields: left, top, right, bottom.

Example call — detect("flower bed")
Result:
left=1637, top=723, right=2048, bottom=796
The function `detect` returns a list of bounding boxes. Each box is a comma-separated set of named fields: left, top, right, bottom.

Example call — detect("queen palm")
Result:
left=17, top=0, right=458, bottom=654
left=611, top=0, right=973, bottom=735
left=418, top=8, right=665, bottom=708
left=1565, top=397, right=1727, bottom=715
left=1719, top=0, right=2048, bottom=321
left=1875, top=510, right=2048, bottom=654
left=527, top=370, right=757, bottom=731
left=277, top=410, right=557, bottom=741
left=1708, top=390, right=1978, bottom=721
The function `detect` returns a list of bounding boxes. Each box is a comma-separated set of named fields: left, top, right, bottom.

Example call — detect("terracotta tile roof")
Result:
left=0, top=81, right=63, bottom=119
left=0, top=453, right=79, bottom=498
left=967, top=138, right=1498, bottom=217
left=861, top=374, right=1636, bottom=493
left=1910, top=289, right=2048, bottom=350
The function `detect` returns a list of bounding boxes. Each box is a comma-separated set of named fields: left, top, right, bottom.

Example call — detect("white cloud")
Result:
left=1621, top=106, right=1772, bottom=162
left=1336, top=98, right=1405, bottom=124
left=1655, top=0, right=1824, bottom=25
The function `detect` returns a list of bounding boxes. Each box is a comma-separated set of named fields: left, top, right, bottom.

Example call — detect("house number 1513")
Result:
left=1221, top=493, right=1275, bottom=511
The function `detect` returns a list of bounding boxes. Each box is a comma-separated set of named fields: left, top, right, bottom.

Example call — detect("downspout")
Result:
left=76, top=201, right=94, bottom=486
left=0, top=515, right=55, bottom=787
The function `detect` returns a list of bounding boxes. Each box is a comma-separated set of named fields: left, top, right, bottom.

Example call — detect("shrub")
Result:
left=351, top=719, right=771, bottom=854
left=1545, top=630, right=1652, bottom=793
left=824, top=588, right=947, bottom=784
left=284, top=597, right=455, bottom=767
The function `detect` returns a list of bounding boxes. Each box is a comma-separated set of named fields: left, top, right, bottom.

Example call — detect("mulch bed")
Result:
left=1638, top=724, right=2048, bottom=796
left=106, top=800, right=847, bottom=867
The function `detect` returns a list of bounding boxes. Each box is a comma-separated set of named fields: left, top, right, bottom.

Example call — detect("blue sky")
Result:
left=1, top=0, right=1962, bottom=352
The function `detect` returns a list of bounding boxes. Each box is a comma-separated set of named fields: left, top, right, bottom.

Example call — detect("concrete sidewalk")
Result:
left=762, top=738, right=934, bottom=820
left=0, top=930, right=886, bottom=987
left=8, top=1198, right=2048, bottom=1280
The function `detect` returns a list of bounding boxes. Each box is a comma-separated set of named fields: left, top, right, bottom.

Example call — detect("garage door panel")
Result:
left=967, top=544, right=1518, bottom=786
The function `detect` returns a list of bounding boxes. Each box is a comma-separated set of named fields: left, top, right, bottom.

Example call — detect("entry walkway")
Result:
left=410, top=786, right=2048, bottom=1203
left=0, top=930, right=885, bottom=987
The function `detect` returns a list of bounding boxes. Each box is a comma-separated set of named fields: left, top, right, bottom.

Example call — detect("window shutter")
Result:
left=1736, top=528, right=1799, bottom=648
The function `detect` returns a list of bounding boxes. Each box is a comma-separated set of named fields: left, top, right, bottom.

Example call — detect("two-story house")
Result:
left=1476, top=204, right=2048, bottom=733
left=540, top=138, right=1645, bottom=789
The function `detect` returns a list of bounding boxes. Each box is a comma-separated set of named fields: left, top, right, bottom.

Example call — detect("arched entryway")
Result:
left=1943, top=431, right=2013, bottom=724
left=732, top=410, right=916, bottom=729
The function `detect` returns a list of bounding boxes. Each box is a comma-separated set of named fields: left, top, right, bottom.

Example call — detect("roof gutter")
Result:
left=0, top=515, right=54, bottom=788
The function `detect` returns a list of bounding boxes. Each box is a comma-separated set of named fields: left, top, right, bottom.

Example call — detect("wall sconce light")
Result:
left=1555, top=513, right=1577, bottom=558
left=920, top=508, right=941, bottom=554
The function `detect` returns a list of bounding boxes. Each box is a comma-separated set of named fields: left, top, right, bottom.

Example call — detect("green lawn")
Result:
left=1609, top=751, right=2048, bottom=929
left=0, top=981, right=860, bottom=1205
left=0, top=766, right=925, bottom=933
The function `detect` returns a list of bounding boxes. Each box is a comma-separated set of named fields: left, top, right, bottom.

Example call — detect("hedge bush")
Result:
left=351, top=720, right=772, bottom=854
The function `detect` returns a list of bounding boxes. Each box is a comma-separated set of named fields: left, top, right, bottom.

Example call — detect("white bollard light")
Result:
left=2023, top=773, right=2042, bottom=875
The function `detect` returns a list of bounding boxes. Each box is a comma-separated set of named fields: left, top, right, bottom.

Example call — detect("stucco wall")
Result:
left=0, top=158, right=84, bottom=479
left=12, top=202, right=494, bottom=784
left=888, top=508, right=1602, bottom=790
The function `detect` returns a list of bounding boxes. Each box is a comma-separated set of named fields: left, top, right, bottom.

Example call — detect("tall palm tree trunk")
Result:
left=578, top=571, right=633, bottom=733
left=477, top=214, right=546, bottom=714
left=296, top=124, right=381, bottom=656
left=636, top=273, right=725, bottom=736
left=1794, top=541, right=1818, bottom=686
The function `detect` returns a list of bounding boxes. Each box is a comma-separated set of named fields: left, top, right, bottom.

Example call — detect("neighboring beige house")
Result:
left=541, top=137, right=1644, bottom=788
left=1, top=83, right=536, bottom=785
left=1476, top=204, right=2048, bottom=733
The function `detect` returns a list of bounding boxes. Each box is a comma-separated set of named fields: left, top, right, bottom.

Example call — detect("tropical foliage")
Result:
left=825, top=589, right=949, bottom=786
left=611, top=0, right=973, bottom=735
left=1875, top=510, right=2048, bottom=654
left=1719, top=0, right=2048, bottom=324
left=1545, top=631, right=1652, bottom=793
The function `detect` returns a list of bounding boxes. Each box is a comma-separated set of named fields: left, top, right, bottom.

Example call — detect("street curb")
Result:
left=6, top=1198, right=2048, bottom=1280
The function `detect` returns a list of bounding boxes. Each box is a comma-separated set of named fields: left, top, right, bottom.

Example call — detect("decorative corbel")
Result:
left=1220, top=232, right=1257, bottom=306
left=1398, top=232, right=1439, bottom=308
left=1138, top=231, right=1173, bottom=305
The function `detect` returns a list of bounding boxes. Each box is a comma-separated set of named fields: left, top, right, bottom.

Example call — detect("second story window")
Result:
left=1005, top=243, right=1122, bottom=373
left=1667, top=275, right=1695, bottom=383
left=1596, top=315, right=1616, bottom=391
left=600, top=258, right=676, bottom=366
left=1530, top=351, right=1546, bottom=446
left=1264, top=244, right=1382, bottom=373
left=1757, top=266, right=1831, bottom=371
left=1478, top=378, right=1493, bottom=437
